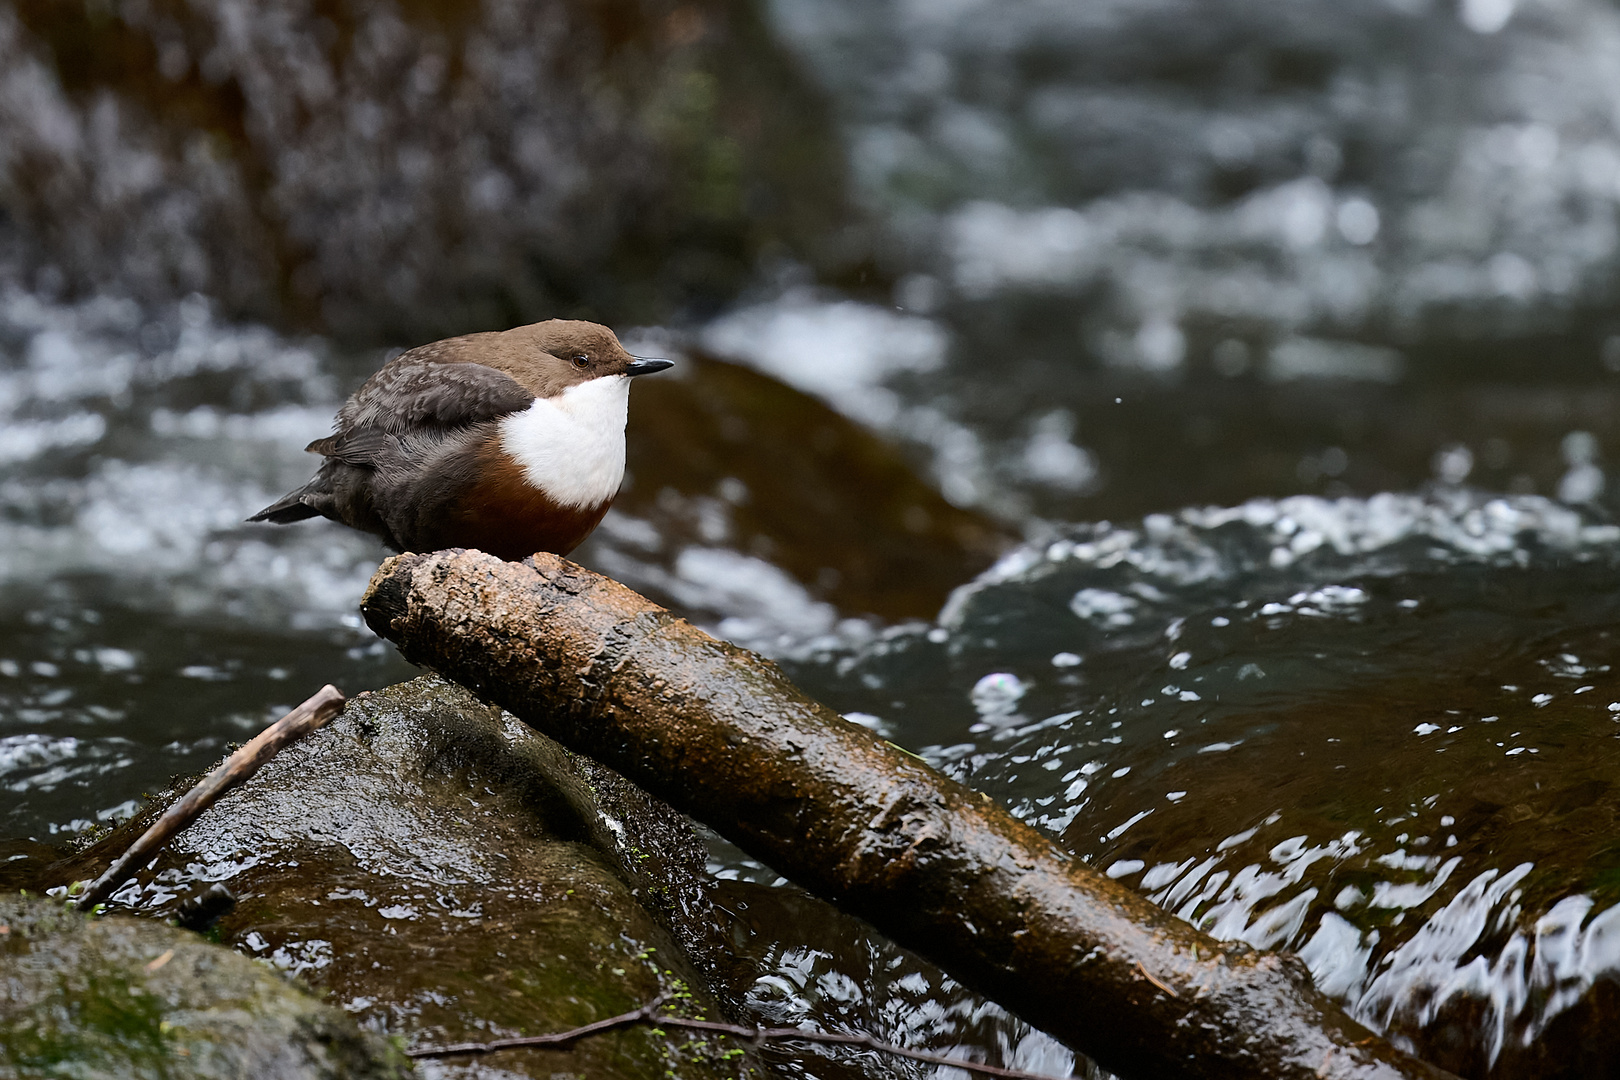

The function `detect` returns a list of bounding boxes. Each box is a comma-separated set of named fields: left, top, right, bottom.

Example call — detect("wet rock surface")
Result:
left=0, top=893, right=413, bottom=1080
left=591, top=353, right=1012, bottom=625
left=15, top=675, right=760, bottom=1080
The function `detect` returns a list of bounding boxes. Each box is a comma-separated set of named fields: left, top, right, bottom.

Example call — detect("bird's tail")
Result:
left=247, top=485, right=323, bottom=524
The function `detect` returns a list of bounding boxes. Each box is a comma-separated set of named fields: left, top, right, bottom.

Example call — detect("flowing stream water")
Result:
left=7, top=0, right=1620, bottom=1076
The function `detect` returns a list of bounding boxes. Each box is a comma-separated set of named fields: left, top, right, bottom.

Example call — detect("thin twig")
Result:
left=74, top=684, right=346, bottom=910
left=410, top=999, right=669, bottom=1058
left=1137, top=961, right=1179, bottom=998
left=409, top=1002, right=1074, bottom=1080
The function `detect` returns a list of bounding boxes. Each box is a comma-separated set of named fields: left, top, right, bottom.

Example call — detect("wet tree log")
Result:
left=361, top=550, right=1456, bottom=1080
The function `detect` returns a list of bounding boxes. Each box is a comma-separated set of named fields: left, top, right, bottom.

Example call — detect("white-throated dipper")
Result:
left=248, top=320, right=673, bottom=560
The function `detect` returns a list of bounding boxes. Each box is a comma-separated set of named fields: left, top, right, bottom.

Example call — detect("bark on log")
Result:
left=361, top=550, right=1456, bottom=1080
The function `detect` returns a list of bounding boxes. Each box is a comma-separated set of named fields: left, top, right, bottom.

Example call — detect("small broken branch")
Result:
left=410, top=998, right=1071, bottom=1079
left=74, top=685, right=346, bottom=911
left=362, top=551, right=1456, bottom=1080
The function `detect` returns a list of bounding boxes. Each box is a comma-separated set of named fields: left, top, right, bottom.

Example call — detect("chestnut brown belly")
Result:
left=427, top=458, right=612, bottom=561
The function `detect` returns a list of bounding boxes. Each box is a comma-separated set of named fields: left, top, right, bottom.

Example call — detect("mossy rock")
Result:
left=0, top=894, right=413, bottom=1080
left=25, top=675, right=761, bottom=1080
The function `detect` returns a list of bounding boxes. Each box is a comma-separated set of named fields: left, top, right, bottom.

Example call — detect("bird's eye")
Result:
left=571, top=354, right=590, bottom=369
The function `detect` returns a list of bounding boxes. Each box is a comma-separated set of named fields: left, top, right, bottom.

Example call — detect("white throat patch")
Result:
left=498, top=375, right=630, bottom=510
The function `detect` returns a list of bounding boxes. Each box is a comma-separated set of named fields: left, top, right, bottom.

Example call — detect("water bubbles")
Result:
left=0, top=414, right=106, bottom=465
left=0, top=734, right=81, bottom=779
left=1133, top=316, right=1187, bottom=374
left=1433, top=444, right=1475, bottom=485
left=795, top=487, right=1620, bottom=1070
left=1461, top=0, right=1517, bottom=35
left=1246, top=178, right=1334, bottom=250
left=1021, top=411, right=1098, bottom=492
left=842, top=712, right=887, bottom=732
left=970, top=672, right=1026, bottom=720
left=700, top=291, right=948, bottom=425
left=774, top=0, right=1620, bottom=395
left=96, top=798, right=140, bottom=823
left=1069, top=588, right=1138, bottom=627
left=1488, top=252, right=1539, bottom=300
left=946, top=202, right=1096, bottom=295
left=1300, top=586, right=1368, bottom=612
left=1266, top=339, right=1403, bottom=383
left=1559, top=431, right=1604, bottom=504
left=87, top=648, right=137, bottom=673
left=1336, top=198, right=1381, bottom=245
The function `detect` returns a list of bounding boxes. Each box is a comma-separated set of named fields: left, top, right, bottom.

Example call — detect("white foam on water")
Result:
left=1136, top=834, right=1620, bottom=1067
left=946, top=490, right=1620, bottom=626
left=819, top=488, right=1620, bottom=1070
left=699, top=293, right=1019, bottom=510
left=0, top=414, right=107, bottom=464
left=770, top=0, right=1620, bottom=366
left=0, top=733, right=135, bottom=793
left=0, top=733, right=80, bottom=778
left=0, top=290, right=379, bottom=625
left=0, top=287, right=901, bottom=652
left=701, top=289, right=948, bottom=425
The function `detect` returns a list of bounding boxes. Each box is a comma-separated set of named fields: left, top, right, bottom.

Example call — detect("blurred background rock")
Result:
left=0, top=0, right=852, bottom=339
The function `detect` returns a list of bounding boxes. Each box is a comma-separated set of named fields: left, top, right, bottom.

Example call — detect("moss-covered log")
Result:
left=361, top=549, right=1457, bottom=1080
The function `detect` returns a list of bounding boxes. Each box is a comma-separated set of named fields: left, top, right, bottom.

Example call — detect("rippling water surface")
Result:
left=9, top=0, right=1620, bottom=1076
left=757, top=494, right=1620, bottom=1075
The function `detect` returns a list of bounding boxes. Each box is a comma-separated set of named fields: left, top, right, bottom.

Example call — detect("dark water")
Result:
left=7, top=0, right=1620, bottom=1076
left=773, top=495, right=1620, bottom=1074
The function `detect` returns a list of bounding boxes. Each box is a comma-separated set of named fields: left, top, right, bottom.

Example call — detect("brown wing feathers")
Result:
left=249, top=350, right=535, bottom=531
left=339, top=358, right=534, bottom=433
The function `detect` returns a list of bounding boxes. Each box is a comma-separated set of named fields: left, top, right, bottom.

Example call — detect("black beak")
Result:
left=626, top=357, right=675, bottom=377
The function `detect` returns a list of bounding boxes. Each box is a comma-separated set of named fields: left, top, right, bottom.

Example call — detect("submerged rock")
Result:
left=0, top=893, right=413, bottom=1080
left=23, top=676, right=760, bottom=1080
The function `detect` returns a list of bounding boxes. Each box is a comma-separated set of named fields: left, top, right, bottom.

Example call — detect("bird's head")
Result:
left=506, top=320, right=673, bottom=397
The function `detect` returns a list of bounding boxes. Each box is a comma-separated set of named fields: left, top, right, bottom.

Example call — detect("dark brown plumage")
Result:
left=249, top=319, right=672, bottom=560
